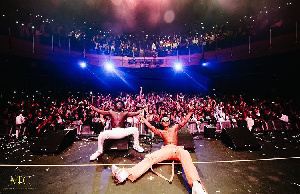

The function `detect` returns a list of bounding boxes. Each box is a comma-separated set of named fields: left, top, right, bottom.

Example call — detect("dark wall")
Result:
left=1, top=49, right=300, bottom=99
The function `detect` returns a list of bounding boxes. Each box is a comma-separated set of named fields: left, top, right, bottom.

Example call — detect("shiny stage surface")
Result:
left=0, top=130, right=300, bottom=194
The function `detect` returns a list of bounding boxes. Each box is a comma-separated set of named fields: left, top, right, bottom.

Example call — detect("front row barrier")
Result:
left=186, top=120, right=299, bottom=134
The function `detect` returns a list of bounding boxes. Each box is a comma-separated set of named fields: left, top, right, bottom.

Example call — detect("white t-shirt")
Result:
left=16, top=114, right=25, bottom=125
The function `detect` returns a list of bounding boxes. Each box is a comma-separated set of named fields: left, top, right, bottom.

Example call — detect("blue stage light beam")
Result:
left=183, top=71, right=208, bottom=92
left=113, top=69, right=136, bottom=91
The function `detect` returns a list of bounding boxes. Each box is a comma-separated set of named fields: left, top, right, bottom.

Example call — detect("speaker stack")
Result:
left=103, top=136, right=129, bottom=151
left=204, top=126, right=217, bottom=139
left=177, top=128, right=195, bottom=151
left=31, top=129, right=76, bottom=154
left=221, top=127, right=261, bottom=150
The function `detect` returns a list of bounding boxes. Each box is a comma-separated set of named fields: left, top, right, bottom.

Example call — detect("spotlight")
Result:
left=174, top=62, right=183, bottom=72
left=79, top=61, right=87, bottom=68
left=202, top=62, right=208, bottom=67
left=104, top=61, right=114, bottom=72
left=200, top=58, right=208, bottom=67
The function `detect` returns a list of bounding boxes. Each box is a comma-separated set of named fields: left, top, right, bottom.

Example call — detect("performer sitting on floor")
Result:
left=89, top=100, right=144, bottom=161
left=111, top=106, right=208, bottom=194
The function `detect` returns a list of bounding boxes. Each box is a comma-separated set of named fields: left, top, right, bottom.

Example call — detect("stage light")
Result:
left=79, top=61, right=87, bottom=68
left=202, top=62, right=208, bottom=67
left=104, top=61, right=115, bottom=72
left=174, top=62, right=183, bottom=71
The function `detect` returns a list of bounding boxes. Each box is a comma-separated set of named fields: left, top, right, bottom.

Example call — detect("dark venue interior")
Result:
left=0, top=0, right=300, bottom=193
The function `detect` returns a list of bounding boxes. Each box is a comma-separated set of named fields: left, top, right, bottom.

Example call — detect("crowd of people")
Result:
left=91, top=33, right=204, bottom=57
left=1, top=1, right=297, bottom=58
left=1, top=89, right=299, bottom=139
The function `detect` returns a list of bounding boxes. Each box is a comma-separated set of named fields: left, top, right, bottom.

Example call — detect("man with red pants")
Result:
left=112, top=107, right=207, bottom=194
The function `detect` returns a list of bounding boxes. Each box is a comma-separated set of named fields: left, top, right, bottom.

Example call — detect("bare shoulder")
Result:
left=173, top=124, right=181, bottom=130
left=172, top=124, right=179, bottom=128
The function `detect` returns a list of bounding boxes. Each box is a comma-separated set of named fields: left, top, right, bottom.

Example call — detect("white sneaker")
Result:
left=89, top=151, right=102, bottom=161
left=112, top=165, right=129, bottom=184
left=192, top=181, right=207, bottom=194
left=133, top=145, right=144, bottom=153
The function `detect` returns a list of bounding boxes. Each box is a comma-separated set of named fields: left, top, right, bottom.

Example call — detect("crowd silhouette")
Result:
left=2, top=90, right=299, bottom=138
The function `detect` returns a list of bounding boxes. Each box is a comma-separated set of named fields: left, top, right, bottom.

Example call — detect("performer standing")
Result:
left=89, top=100, right=144, bottom=161
left=112, top=106, right=207, bottom=194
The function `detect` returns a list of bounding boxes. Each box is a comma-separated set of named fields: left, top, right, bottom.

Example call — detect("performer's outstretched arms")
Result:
left=128, top=109, right=143, bottom=117
left=89, top=104, right=110, bottom=116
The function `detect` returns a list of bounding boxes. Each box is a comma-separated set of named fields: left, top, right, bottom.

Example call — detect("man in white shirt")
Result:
left=15, top=112, right=26, bottom=139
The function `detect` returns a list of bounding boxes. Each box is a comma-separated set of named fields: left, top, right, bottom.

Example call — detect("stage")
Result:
left=1, top=130, right=300, bottom=194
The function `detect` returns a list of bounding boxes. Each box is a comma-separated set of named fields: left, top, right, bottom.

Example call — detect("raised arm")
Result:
left=177, top=106, right=195, bottom=130
left=90, top=105, right=110, bottom=116
left=139, top=86, right=143, bottom=99
left=139, top=115, right=161, bottom=136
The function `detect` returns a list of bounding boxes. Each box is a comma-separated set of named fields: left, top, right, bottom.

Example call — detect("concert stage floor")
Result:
left=1, top=130, right=300, bottom=194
